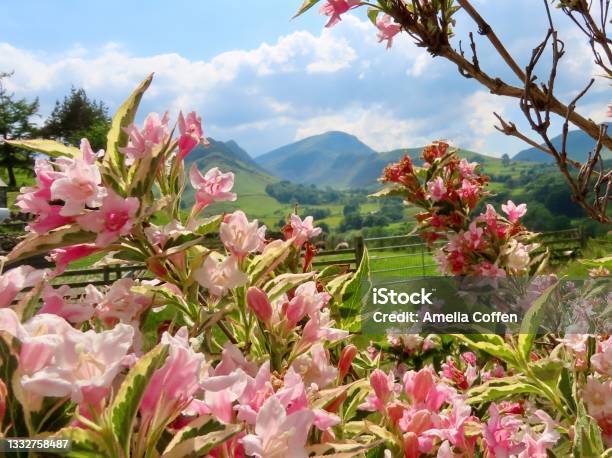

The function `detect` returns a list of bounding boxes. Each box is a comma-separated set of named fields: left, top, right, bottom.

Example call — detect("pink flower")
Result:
left=214, top=343, right=258, bottom=377
left=501, top=200, right=527, bottom=223
left=50, top=139, right=107, bottom=216
left=77, top=189, right=139, bottom=247
left=483, top=403, right=524, bottom=457
left=458, top=159, right=478, bottom=178
left=247, top=287, right=273, bottom=324
left=16, top=160, right=66, bottom=229
left=474, top=261, right=506, bottom=277
left=193, top=254, right=248, bottom=297
left=427, top=177, right=447, bottom=201
left=463, top=222, right=485, bottom=250
left=25, top=204, right=74, bottom=234
left=241, top=394, right=314, bottom=458
left=120, top=112, right=169, bottom=164
left=591, top=337, right=612, bottom=377
left=289, top=215, right=322, bottom=247
left=518, top=410, right=560, bottom=458
left=291, top=343, right=338, bottom=389
left=299, top=310, right=347, bottom=349
left=94, top=278, right=152, bottom=325
left=286, top=281, right=330, bottom=327
left=38, top=285, right=95, bottom=323
left=319, top=0, right=359, bottom=28
left=359, top=369, right=397, bottom=413
left=178, top=111, right=209, bottom=159
left=220, top=210, right=265, bottom=259
left=189, top=165, right=236, bottom=212
left=0, top=266, right=45, bottom=308
left=457, top=179, right=479, bottom=206
left=47, top=244, right=99, bottom=275
left=583, top=376, right=612, bottom=420
left=20, top=320, right=134, bottom=404
left=404, top=368, right=455, bottom=412
left=141, top=327, right=205, bottom=422
left=376, top=14, right=401, bottom=49
left=460, top=352, right=477, bottom=366
left=505, top=240, right=531, bottom=272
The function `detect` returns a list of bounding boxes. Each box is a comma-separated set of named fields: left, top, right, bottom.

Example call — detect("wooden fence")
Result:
left=0, top=227, right=587, bottom=290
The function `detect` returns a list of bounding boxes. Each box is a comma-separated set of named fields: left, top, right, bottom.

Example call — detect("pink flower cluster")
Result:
left=380, top=142, right=536, bottom=275
left=318, top=2, right=402, bottom=49
left=358, top=363, right=559, bottom=457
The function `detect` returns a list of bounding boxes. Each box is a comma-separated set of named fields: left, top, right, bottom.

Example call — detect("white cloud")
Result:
left=294, top=105, right=430, bottom=151
left=462, top=90, right=514, bottom=152
left=1, top=3, right=602, bottom=157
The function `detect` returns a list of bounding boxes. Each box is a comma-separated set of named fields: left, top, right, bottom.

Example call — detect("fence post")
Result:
left=354, top=236, right=364, bottom=267
left=103, top=267, right=110, bottom=284
left=421, top=243, right=426, bottom=276
left=578, top=226, right=586, bottom=249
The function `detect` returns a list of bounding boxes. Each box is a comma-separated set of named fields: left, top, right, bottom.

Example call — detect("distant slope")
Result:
left=349, top=147, right=535, bottom=189
left=255, top=131, right=377, bottom=187
left=513, top=127, right=611, bottom=163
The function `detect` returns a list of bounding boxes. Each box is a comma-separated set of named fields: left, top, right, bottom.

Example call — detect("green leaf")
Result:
left=367, top=7, right=381, bottom=25
left=455, top=334, right=518, bottom=367
left=163, top=415, right=234, bottom=454
left=6, top=224, right=96, bottom=264
left=467, top=376, right=540, bottom=404
left=558, top=366, right=577, bottom=414
left=57, top=427, right=107, bottom=457
left=529, top=357, right=563, bottom=388
left=194, top=214, right=224, bottom=235
left=5, top=138, right=81, bottom=158
left=369, top=186, right=407, bottom=199
left=0, top=338, right=28, bottom=437
left=264, top=272, right=314, bottom=301
left=108, top=343, right=169, bottom=455
left=517, top=282, right=558, bottom=362
left=317, top=264, right=349, bottom=282
left=293, top=0, right=323, bottom=18
left=103, top=73, right=153, bottom=190
left=127, top=137, right=174, bottom=198
left=573, top=402, right=605, bottom=457
left=338, top=248, right=370, bottom=331
left=161, top=423, right=242, bottom=458
left=247, top=239, right=294, bottom=284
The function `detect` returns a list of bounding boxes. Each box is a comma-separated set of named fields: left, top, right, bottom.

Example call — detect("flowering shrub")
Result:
left=0, top=75, right=610, bottom=457
left=376, top=141, right=542, bottom=277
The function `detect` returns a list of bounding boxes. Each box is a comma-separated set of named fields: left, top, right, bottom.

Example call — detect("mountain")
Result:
left=255, top=131, right=377, bottom=187
left=513, top=127, right=611, bottom=163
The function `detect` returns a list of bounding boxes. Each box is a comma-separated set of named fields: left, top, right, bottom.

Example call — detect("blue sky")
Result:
left=1, top=0, right=608, bottom=157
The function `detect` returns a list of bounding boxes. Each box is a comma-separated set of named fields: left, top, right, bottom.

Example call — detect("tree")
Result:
left=501, top=153, right=510, bottom=166
left=297, top=0, right=612, bottom=223
left=40, top=87, right=110, bottom=151
left=0, top=72, right=39, bottom=186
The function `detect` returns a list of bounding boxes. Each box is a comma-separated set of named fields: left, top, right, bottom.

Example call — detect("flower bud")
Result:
left=338, top=344, right=357, bottom=380
left=0, top=379, right=6, bottom=423
left=246, top=287, right=273, bottom=324
left=370, top=369, right=392, bottom=404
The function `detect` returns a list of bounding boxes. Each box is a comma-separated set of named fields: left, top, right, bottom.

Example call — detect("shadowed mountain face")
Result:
left=513, top=126, right=611, bottom=163
left=184, top=132, right=543, bottom=195
left=254, top=131, right=378, bottom=187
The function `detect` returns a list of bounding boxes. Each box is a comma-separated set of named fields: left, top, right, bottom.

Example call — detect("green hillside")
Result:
left=255, top=131, right=376, bottom=187
left=513, top=126, right=611, bottom=163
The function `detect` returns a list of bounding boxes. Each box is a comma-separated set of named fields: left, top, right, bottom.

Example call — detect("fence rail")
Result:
left=1, top=227, right=589, bottom=289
